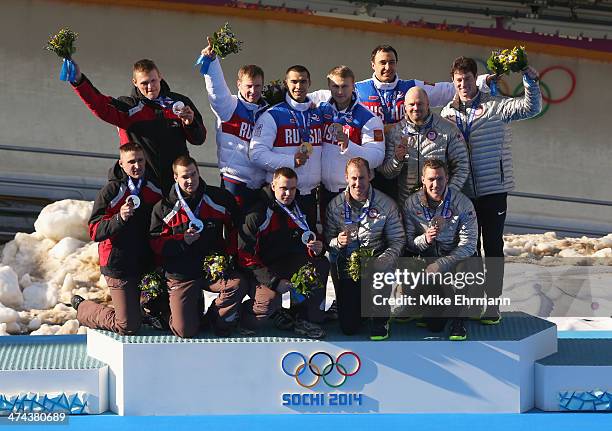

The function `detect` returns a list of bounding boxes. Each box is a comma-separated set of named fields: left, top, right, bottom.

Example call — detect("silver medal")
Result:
left=301, top=230, right=316, bottom=245
left=126, top=195, right=141, bottom=209
left=172, top=101, right=185, bottom=115
left=189, top=218, right=204, bottom=233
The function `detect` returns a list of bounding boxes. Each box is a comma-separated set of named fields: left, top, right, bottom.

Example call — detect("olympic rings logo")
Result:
left=281, top=351, right=361, bottom=388
left=476, top=59, right=576, bottom=118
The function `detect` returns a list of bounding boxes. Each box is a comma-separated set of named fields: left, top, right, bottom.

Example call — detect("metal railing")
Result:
left=1, top=143, right=611, bottom=236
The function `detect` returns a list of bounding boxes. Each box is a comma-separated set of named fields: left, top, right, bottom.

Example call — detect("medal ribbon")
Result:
left=455, top=93, right=481, bottom=142
left=374, top=84, right=402, bottom=123
left=421, top=189, right=452, bottom=222
left=174, top=183, right=205, bottom=225
left=127, top=178, right=142, bottom=196
left=289, top=108, right=312, bottom=143
left=152, top=96, right=176, bottom=109
left=343, top=189, right=375, bottom=226
left=276, top=200, right=310, bottom=233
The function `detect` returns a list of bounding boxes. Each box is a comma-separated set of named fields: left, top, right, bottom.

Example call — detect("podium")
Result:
left=4, top=314, right=612, bottom=415
left=86, top=312, right=556, bottom=415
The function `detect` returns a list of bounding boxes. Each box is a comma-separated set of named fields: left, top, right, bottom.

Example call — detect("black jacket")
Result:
left=149, top=180, right=240, bottom=281
left=88, top=172, right=162, bottom=278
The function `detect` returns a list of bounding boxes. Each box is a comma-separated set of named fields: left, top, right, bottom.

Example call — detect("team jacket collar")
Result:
left=262, top=185, right=301, bottom=210
left=285, top=93, right=312, bottom=112
left=131, top=79, right=172, bottom=102
left=168, top=179, right=207, bottom=206
left=372, top=73, right=399, bottom=91
left=238, top=92, right=269, bottom=113
left=418, top=186, right=449, bottom=207
left=403, top=112, right=434, bottom=133
left=344, top=184, right=374, bottom=207
left=329, top=92, right=358, bottom=114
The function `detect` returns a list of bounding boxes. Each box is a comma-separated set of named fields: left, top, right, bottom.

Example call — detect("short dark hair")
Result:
left=345, top=157, right=370, bottom=173
left=422, top=159, right=448, bottom=175
left=285, top=65, right=311, bottom=81
left=133, top=59, right=160, bottom=75
left=172, top=155, right=198, bottom=173
left=238, top=64, right=264, bottom=81
left=371, top=45, right=398, bottom=62
left=450, top=56, right=477, bottom=78
left=119, top=142, right=144, bottom=154
left=273, top=167, right=298, bottom=180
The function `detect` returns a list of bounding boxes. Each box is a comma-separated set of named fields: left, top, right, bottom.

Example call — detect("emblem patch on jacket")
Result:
left=373, top=129, right=384, bottom=141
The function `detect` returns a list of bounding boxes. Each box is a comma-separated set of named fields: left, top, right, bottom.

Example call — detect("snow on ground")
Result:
left=0, top=199, right=611, bottom=335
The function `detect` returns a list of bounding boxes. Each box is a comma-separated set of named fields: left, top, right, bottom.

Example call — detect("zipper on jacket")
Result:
left=500, top=159, right=505, bottom=183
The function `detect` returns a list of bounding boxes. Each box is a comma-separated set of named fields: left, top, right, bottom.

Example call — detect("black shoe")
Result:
left=71, top=295, right=85, bottom=311
left=325, top=300, right=338, bottom=321
left=271, top=309, right=295, bottom=331
left=370, top=322, right=390, bottom=341
left=449, top=319, right=467, bottom=341
left=481, top=306, right=502, bottom=325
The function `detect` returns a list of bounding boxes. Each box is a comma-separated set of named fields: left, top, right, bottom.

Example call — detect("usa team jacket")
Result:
left=238, top=186, right=318, bottom=289
left=204, top=57, right=268, bottom=189
left=88, top=174, right=162, bottom=279
left=72, top=75, right=206, bottom=194
left=308, top=91, right=385, bottom=192
left=355, top=74, right=489, bottom=125
left=249, top=94, right=325, bottom=195
left=149, top=181, right=239, bottom=281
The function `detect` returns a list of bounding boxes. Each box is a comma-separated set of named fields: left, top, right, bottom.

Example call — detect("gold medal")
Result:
left=299, top=141, right=313, bottom=155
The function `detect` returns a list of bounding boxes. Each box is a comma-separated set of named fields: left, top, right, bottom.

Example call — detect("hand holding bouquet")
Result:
left=45, top=27, right=79, bottom=82
left=487, top=46, right=529, bottom=76
left=290, top=263, right=323, bottom=301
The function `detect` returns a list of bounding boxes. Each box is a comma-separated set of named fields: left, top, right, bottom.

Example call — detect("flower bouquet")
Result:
left=262, top=79, right=285, bottom=105
left=196, top=22, right=242, bottom=74
left=289, top=262, right=322, bottom=303
left=347, top=247, right=374, bottom=282
left=210, top=22, right=243, bottom=58
left=45, top=27, right=78, bottom=81
left=486, top=46, right=529, bottom=95
left=202, top=253, right=234, bottom=282
left=139, top=271, right=166, bottom=304
left=45, top=27, right=78, bottom=59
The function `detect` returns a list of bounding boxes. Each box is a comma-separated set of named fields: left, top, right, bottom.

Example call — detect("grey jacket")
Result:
left=380, top=113, right=469, bottom=208
left=325, top=186, right=405, bottom=272
left=403, top=188, right=477, bottom=272
left=440, top=75, right=542, bottom=198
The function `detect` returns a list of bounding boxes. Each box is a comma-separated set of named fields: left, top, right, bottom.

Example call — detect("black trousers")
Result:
left=330, top=259, right=390, bottom=335
left=472, top=192, right=507, bottom=301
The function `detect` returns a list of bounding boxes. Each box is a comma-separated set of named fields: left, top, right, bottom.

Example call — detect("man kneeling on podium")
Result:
left=238, top=167, right=328, bottom=339
left=403, top=159, right=478, bottom=340
left=325, top=157, right=405, bottom=340
left=149, top=156, right=248, bottom=338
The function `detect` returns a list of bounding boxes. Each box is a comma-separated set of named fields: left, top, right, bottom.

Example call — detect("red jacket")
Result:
left=89, top=174, right=162, bottom=278
left=72, top=75, right=206, bottom=195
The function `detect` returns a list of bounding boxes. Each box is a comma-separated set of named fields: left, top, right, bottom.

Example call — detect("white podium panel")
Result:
left=536, top=339, right=612, bottom=412
left=87, top=313, right=557, bottom=415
